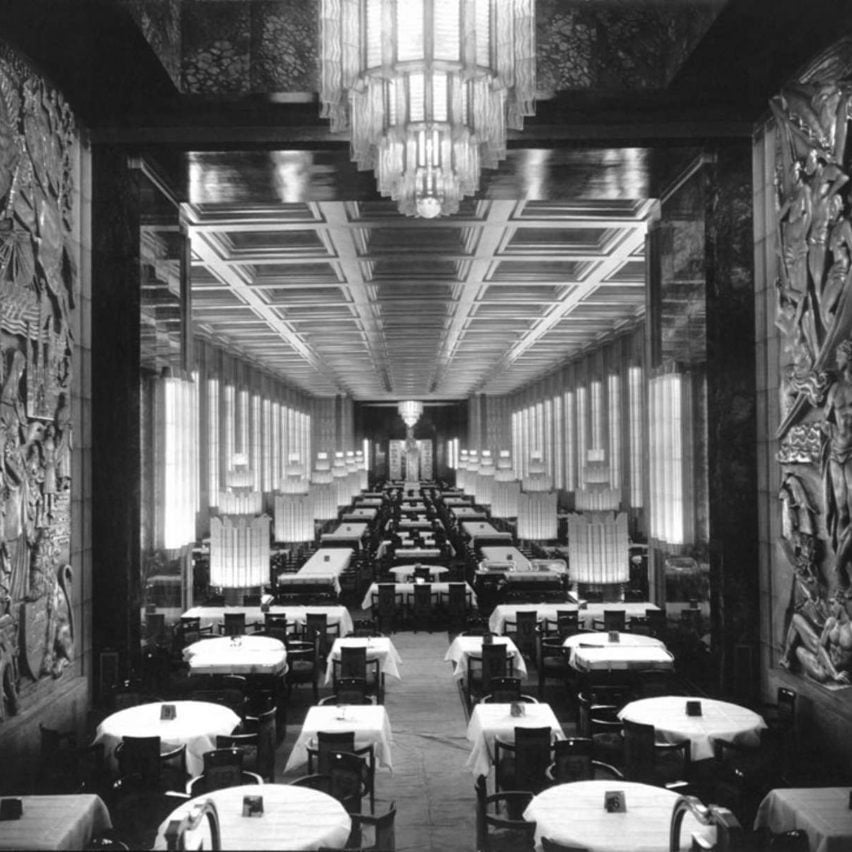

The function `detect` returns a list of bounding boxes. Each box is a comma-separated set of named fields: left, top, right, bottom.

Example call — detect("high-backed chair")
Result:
left=576, top=690, right=627, bottom=768
left=407, top=582, right=435, bottom=633
left=348, top=801, right=397, bottom=852
left=215, top=733, right=260, bottom=778
left=504, top=611, right=539, bottom=662
left=373, top=584, right=403, bottom=634
left=593, top=609, right=626, bottom=633
left=38, top=725, right=107, bottom=795
left=334, top=644, right=383, bottom=703
left=548, top=737, right=623, bottom=783
left=537, top=634, right=572, bottom=699
left=494, top=726, right=553, bottom=795
left=475, top=782, right=536, bottom=852
left=305, top=611, right=339, bottom=662
left=264, top=613, right=289, bottom=642
left=439, top=582, right=469, bottom=635
left=285, top=636, right=320, bottom=703
left=327, top=750, right=371, bottom=814
left=242, top=705, right=277, bottom=781
left=114, top=736, right=188, bottom=793
left=221, top=612, right=246, bottom=637
left=466, top=642, right=512, bottom=707
left=622, top=718, right=691, bottom=787
left=317, top=677, right=373, bottom=706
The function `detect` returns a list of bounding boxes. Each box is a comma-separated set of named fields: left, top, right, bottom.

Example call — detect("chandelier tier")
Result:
left=320, top=0, right=536, bottom=218
left=398, top=399, right=424, bottom=428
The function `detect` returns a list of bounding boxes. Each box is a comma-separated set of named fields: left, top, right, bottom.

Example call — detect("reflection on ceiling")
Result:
left=184, top=146, right=656, bottom=401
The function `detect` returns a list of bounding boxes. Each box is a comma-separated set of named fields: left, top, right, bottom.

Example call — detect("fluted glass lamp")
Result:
left=491, top=449, right=519, bottom=517
left=320, top=0, right=535, bottom=218
left=475, top=449, right=496, bottom=505
left=517, top=450, right=557, bottom=540
left=310, top=451, right=337, bottom=521
left=456, top=448, right=469, bottom=491
left=274, top=453, right=314, bottom=542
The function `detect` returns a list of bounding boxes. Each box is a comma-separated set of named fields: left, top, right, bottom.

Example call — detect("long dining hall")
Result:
left=4, top=2, right=852, bottom=851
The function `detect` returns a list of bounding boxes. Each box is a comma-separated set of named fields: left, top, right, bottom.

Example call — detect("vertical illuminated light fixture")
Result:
left=332, top=451, right=350, bottom=506
left=274, top=454, right=314, bottom=542
left=320, top=0, right=536, bottom=218
left=466, top=449, right=480, bottom=500
left=517, top=449, right=556, bottom=540
left=457, top=448, right=469, bottom=491
left=156, top=372, right=199, bottom=549
left=491, top=449, right=519, bottom=517
left=475, top=449, right=496, bottom=505
left=311, top=451, right=338, bottom=521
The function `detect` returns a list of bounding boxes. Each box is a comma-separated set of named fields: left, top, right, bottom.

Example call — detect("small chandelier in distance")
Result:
left=398, top=399, right=424, bottom=429
left=320, top=0, right=536, bottom=218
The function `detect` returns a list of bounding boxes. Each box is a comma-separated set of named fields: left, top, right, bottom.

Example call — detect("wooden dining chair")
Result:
left=373, top=584, right=403, bottom=634
left=335, top=644, right=383, bottom=703
left=221, top=612, right=246, bottom=637
left=548, top=737, right=623, bottom=783
left=494, top=726, right=553, bottom=795
left=327, top=750, right=371, bottom=814
left=242, top=705, right=277, bottom=781
left=407, top=582, right=435, bottom=633
left=264, top=613, right=289, bottom=642
left=467, top=642, right=512, bottom=707
left=504, top=611, right=539, bottom=663
left=285, top=636, right=320, bottom=703
left=317, top=676, right=372, bottom=705
left=593, top=609, right=626, bottom=632
left=438, top=582, right=469, bottom=635
left=347, top=801, right=397, bottom=852
left=215, top=732, right=260, bottom=778
left=622, top=718, right=691, bottom=787
left=114, top=735, right=188, bottom=793
left=475, top=782, right=536, bottom=852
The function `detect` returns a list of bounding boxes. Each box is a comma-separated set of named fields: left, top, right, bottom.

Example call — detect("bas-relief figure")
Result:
left=0, top=50, right=77, bottom=720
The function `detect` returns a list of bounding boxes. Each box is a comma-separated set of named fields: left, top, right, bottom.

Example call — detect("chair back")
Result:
left=215, top=733, right=259, bottom=775
left=413, top=582, right=432, bottom=612
left=482, top=642, right=511, bottom=693
left=340, top=644, right=368, bottom=679
left=116, top=735, right=162, bottom=787
left=334, top=677, right=370, bottom=704
left=177, top=616, right=203, bottom=647
left=202, top=748, right=243, bottom=772
left=305, top=612, right=331, bottom=654
left=603, top=610, right=626, bottom=632
left=413, top=565, right=431, bottom=581
left=327, top=751, right=368, bottom=813
left=313, top=731, right=356, bottom=773
left=556, top=610, right=580, bottom=636
left=351, top=802, right=397, bottom=852
left=223, top=612, right=246, bottom=637
left=622, top=718, right=657, bottom=783
left=290, top=773, right=333, bottom=793
left=776, top=687, right=797, bottom=729
left=551, top=737, right=594, bottom=782
left=376, top=584, right=398, bottom=633
left=243, top=706, right=276, bottom=781
left=513, top=726, right=553, bottom=793
left=264, top=613, right=288, bottom=641
left=487, top=676, right=522, bottom=703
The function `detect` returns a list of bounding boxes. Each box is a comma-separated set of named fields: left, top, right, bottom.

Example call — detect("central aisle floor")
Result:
left=382, top=632, right=476, bottom=852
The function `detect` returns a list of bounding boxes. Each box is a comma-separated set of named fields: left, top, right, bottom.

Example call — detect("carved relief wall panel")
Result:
left=766, top=41, right=852, bottom=700
left=0, top=44, right=81, bottom=721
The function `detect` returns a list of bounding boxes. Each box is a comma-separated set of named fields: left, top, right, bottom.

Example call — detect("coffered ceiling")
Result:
left=183, top=189, right=654, bottom=401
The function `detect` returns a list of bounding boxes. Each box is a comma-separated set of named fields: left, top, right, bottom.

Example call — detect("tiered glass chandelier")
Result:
left=398, top=399, right=424, bottom=428
left=320, top=0, right=536, bottom=218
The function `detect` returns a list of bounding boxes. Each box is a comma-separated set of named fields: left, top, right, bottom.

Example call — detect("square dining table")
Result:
left=323, top=636, right=403, bottom=684
left=563, top=632, right=674, bottom=672
left=284, top=704, right=394, bottom=772
left=444, top=635, right=527, bottom=680
left=465, top=702, right=565, bottom=778
left=182, top=634, right=288, bottom=676
left=0, top=794, right=112, bottom=850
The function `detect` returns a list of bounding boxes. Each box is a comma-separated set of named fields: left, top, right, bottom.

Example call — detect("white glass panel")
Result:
left=207, top=378, right=219, bottom=507
left=432, top=0, right=460, bottom=61
left=608, top=373, right=621, bottom=490
left=629, top=366, right=644, bottom=508
left=396, top=0, right=424, bottom=61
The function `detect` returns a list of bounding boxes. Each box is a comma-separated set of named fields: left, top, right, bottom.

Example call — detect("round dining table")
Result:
left=93, top=700, right=242, bottom=776
left=523, top=780, right=713, bottom=852
left=182, top=634, right=288, bottom=676
left=618, top=695, right=767, bottom=761
left=152, top=783, right=352, bottom=850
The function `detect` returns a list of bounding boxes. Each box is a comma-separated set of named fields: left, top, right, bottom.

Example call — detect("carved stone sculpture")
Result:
left=0, top=47, right=77, bottom=719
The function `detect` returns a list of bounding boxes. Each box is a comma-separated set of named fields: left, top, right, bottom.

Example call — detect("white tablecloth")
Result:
left=153, top=784, right=351, bottom=851
left=361, top=581, right=475, bottom=611
left=388, top=565, right=449, bottom=581
left=183, top=635, right=287, bottom=676
left=0, top=795, right=112, bottom=850
left=284, top=705, right=394, bottom=772
left=488, top=601, right=660, bottom=634
left=462, top=522, right=513, bottom=542
left=754, top=787, right=852, bottom=852
left=397, top=519, right=433, bottom=529
left=524, top=780, right=712, bottom=852
left=465, top=702, right=565, bottom=778
left=278, top=548, right=354, bottom=593
left=341, top=508, right=377, bottom=521
left=563, top=632, right=672, bottom=672
left=451, top=507, right=489, bottom=520
left=480, top=546, right=533, bottom=570
left=323, top=636, right=403, bottom=684
left=354, top=497, right=382, bottom=506
left=619, top=696, right=767, bottom=762
left=321, top=523, right=368, bottom=544
left=94, top=700, right=241, bottom=776
left=444, top=635, right=527, bottom=681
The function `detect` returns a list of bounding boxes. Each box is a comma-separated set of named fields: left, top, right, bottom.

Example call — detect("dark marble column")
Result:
left=90, top=147, right=142, bottom=684
left=705, top=146, right=759, bottom=699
